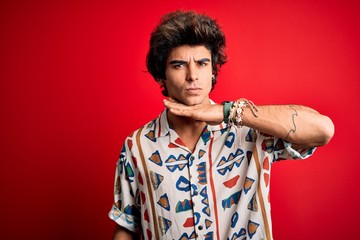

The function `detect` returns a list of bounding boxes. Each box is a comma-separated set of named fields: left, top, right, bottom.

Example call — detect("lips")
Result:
left=186, top=87, right=202, bottom=95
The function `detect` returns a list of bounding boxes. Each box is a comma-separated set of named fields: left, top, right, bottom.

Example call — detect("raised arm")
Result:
left=163, top=99, right=334, bottom=148
left=240, top=104, right=334, bottom=148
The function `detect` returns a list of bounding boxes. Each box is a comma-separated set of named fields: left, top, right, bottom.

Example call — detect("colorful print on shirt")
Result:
left=109, top=110, right=315, bottom=240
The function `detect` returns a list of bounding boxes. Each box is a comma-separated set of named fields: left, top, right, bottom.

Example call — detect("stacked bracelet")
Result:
left=228, top=98, right=259, bottom=127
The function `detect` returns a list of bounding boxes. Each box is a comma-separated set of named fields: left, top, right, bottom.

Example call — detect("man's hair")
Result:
left=146, top=10, right=227, bottom=96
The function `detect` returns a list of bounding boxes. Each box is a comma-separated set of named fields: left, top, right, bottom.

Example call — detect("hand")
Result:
left=163, top=98, right=224, bottom=125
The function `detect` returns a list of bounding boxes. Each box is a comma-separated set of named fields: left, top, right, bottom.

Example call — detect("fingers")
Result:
left=163, top=99, right=176, bottom=109
left=169, top=108, right=194, bottom=118
left=163, top=99, right=194, bottom=117
left=163, top=99, right=187, bottom=110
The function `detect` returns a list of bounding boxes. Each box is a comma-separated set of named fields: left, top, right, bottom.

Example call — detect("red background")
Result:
left=1, top=0, right=359, bottom=239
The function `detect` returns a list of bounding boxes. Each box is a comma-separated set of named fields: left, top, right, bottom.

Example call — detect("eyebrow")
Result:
left=169, top=58, right=211, bottom=65
left=197, top=58, right=211, bottom=64
left=169, top=60, right=187, bottom=65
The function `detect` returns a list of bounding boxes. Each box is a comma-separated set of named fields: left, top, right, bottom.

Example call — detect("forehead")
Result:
left=167, top=45, right=211, bottom=62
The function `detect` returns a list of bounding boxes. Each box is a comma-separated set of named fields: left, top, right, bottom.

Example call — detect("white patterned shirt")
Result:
left=109, top=109, right=315, bottom=240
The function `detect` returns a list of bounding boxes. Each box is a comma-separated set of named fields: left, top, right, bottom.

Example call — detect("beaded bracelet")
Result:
left=228, top=98, right=259, bottom=127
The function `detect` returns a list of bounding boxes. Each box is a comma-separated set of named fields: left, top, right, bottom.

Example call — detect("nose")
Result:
left=186, top=63, right=198, bottom=82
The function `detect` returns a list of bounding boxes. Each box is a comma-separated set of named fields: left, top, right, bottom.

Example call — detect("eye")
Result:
left=198, top=61, right=209, bottom=67
left=173, top=63, right=185, bottom=69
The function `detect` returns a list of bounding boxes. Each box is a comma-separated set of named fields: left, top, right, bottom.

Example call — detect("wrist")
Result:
left=228, top=98, right=259, bottom=127
left=222, top=101, right=233, bottom=123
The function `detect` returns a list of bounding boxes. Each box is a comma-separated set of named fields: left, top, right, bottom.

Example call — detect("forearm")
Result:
left=113, top=225, right=138, bottom=240
left=162, top=98, right=334, bottom=148
left=241, top=104, right=334, bottom=148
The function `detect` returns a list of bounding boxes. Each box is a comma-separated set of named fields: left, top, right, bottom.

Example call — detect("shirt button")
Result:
left=198, top=225, right=203, bottom=230
left=190, top=155, right=195, bottom=161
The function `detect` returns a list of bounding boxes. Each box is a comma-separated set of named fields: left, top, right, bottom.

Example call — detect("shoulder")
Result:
left=125, top=114, right=161, bottom=144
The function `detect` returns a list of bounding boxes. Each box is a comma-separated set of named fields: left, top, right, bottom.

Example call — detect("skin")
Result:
left=113, top=225, right=138, bottom=240
left=161, top=45, right=216, bottom=152
left=113, top=44, right=335, bottom=237
left=160, top=45, right=334, bottom=149
left=164, top=100, right=334, bottom=148
left=161, top=44, right=213, bottom=106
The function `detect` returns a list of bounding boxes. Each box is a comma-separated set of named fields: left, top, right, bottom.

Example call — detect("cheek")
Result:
left=203, top=72, right=213, bottom=88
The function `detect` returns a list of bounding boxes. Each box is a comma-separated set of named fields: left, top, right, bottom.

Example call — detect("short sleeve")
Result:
left=108, top=142, right=141, bottom=233
left=273, top=137, right=316, bottom=161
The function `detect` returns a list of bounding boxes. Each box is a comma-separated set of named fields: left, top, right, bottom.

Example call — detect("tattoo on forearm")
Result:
left=285, top=105, right=298, bottom=140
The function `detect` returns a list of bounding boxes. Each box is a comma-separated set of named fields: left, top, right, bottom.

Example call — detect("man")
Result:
left=109, top=10, right=334, bottom=240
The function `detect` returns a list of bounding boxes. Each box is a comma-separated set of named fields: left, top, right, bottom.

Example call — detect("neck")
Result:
left=167, top=110, right=206, bottom=152
left=167, top=110, right=206, bottom=131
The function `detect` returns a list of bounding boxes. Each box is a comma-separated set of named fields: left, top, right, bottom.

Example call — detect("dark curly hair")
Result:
left=146, top=10, right=227, bottom=96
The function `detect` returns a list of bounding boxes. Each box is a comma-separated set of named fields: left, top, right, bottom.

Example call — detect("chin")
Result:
left=185, top=98, right=208, bottom=106
left=171, top=93, right=209, bottom=106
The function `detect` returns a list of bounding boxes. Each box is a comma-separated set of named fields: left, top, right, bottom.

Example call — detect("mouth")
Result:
left=186, top=87, right=202, bottom=95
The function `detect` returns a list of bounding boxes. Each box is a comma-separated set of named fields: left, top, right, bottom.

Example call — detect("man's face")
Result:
left=163, top=45, right=213, bottom=106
